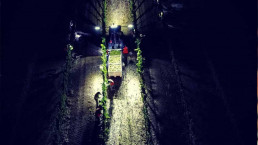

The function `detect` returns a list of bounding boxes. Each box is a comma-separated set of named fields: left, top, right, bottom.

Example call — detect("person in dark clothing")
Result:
left=108, top=79, right=114, bottom=90
left=94, top=92, right=101, bottom=107
left=95, top=105, right=103, bottom=125
left=95, top=105, right=103, bottom=118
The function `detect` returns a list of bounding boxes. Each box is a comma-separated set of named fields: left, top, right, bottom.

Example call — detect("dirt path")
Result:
left=107, top=64, right=147, bottom=145
left=68, top=56, right=103, bottom=145
left=106, top=0, right=133, bottom=34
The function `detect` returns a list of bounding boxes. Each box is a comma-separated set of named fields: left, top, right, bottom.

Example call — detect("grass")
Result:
left=109, top=50, right=121, bottom=55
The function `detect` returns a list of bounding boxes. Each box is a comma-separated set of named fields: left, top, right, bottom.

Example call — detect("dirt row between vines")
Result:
left=67, top=56, right=103, bottom=145
left=107, top=64, right=147, bottom=145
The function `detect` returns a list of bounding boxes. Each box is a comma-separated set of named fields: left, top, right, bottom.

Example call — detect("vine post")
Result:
left=99, top=0, right=110, bottom=141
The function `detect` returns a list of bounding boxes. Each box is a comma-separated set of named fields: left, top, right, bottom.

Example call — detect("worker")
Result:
left=95, top=105, right=103, bottom=123
left=123, top=46, right=128, bottom=54
left=94, top=92, right=101, bottom=107
left=108, top=79, right=114, bottom=90
left=108, top=79, right=114, bottom=86
left=123, top=46, right=128, bottom=66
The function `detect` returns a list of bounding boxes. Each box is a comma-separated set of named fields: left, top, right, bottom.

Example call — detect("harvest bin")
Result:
left=108, top=49, right=122, bottom=77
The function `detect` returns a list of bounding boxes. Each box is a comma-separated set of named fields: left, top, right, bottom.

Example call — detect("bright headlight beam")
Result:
left=111, top=24, right=118, bottom=28
left=75, top=33, right=81, bottom=38
left=128, top=24, right=134, bottom=28
left=95, top=26, right=101, bottom=30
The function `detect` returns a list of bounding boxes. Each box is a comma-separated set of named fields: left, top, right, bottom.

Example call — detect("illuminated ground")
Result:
left=67, top=56, right=147, bottom=144
left=68, top=56, right=103, bottom=145
left=106, top=0, right=133, bottom=34
left=107, top=63, right=147, bottom=145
